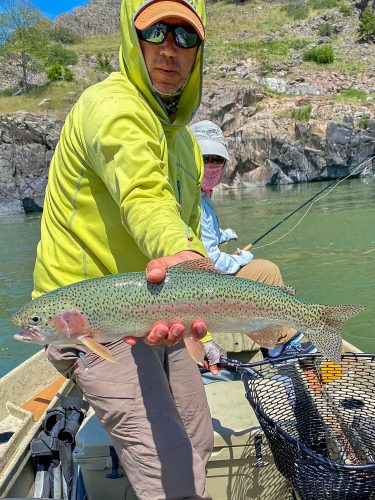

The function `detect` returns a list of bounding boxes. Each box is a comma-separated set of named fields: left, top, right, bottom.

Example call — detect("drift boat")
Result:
left=0, top=339, right=364, bottom=500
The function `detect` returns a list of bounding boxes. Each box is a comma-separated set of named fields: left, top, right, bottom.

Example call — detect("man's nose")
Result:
left=159, top=32, right=177, bottom=56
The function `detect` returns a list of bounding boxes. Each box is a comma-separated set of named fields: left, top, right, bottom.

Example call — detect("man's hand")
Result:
left=203, top=340, right=227, bottom=375
left=146, top=250, right=204, bottom=283
left=124, top=251, right=207, bottom=346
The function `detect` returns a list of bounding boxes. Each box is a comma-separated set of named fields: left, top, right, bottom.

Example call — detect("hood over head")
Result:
left=119, top=0, right=206, bottom=127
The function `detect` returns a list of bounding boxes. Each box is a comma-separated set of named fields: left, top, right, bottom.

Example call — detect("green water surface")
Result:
left=0, top=178, right=374, bottom=377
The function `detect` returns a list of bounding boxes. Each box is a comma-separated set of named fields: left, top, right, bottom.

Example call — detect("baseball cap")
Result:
left=134, top=0, right=205, bottom=41
left=190, top=120, right=229, bottom=161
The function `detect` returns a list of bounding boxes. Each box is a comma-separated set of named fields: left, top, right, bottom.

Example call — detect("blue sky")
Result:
left=33, top=0, right=90, bottom=19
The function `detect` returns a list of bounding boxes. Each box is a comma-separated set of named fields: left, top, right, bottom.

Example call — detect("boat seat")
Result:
left=212, top=332, right=260, bottom=353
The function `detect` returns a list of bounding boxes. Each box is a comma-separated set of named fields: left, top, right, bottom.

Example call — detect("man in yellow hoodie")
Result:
left=32, top=1, right=214, bottom=498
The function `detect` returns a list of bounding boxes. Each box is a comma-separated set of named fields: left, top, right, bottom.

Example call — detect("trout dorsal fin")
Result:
left=168, top=258, right=219, bottom=274
left=280, top=285, right=296, bottom=296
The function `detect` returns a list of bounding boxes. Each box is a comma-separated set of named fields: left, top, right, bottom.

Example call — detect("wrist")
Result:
left=176, top=250, right=205, bottom=260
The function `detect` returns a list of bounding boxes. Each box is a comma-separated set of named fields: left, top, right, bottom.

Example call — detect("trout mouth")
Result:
left=14, top=327, right=46, bottom=343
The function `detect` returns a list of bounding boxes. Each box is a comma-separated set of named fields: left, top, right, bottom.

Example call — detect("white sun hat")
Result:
left=190, top=120, right=229, bottom=161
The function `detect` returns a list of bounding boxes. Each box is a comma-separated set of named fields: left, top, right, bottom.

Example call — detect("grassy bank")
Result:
left=0, top=0, right=373, bottom=118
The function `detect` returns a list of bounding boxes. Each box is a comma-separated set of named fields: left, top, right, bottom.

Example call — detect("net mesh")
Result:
left=240, top=353, right=375, bottom=500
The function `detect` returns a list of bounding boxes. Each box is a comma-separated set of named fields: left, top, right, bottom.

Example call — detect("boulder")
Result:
left=0, top=112, right=63, bottom=216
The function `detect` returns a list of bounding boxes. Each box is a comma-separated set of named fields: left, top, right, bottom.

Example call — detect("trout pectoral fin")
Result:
left=79, top=336, right=116, bottom=363
left=183, top=335, right=205, bottom=367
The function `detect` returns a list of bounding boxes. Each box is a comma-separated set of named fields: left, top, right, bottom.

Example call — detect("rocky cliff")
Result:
left=194, top=82, right=375, bottom=186
left=0, top=113, right=62, bottom=215
left=55, top=0, right=121, bottom=35
left=1, top=83, right=374, bottom=215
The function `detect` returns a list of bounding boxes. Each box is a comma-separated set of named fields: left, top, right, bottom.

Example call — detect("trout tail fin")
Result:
left=304, top=304, right=365, bottom=362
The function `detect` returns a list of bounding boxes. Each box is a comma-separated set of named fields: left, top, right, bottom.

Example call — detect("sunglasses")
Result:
left=203, top=155, right=226, bottom=165
left=137, top=22, right=200, bottom=49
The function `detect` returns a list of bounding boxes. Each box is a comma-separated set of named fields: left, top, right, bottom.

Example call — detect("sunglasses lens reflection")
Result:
left=139, top=23, right=199, bottom=49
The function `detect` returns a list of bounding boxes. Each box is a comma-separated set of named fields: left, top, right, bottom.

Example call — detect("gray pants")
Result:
left=47, top=340, right=214, bottom=500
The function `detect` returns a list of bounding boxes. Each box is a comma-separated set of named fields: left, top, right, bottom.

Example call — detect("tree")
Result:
left=0, top=0, right=49, bottom=93
left=359, top=7, right=375, bottom=41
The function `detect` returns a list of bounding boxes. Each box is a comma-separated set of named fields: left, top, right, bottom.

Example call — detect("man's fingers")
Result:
left=146, top=321, right=185, bottom=346
left=165, top=321, right=185, bottom=345
left=126, top=317, right=205, bottom=348
left=144, top=321, right=170, bottom=344
left=191, top=320, right=207, bottom=339
left=203, top=360, right=219, bottom=375
left=242, top=244, right=253, bottom=251
left=209, top=364, right=219, bottom=375
left=123, top=335, right=138, bottom=345
left=146, top=258, right=169, bottom=283
left=146, top=251, right=205, bottom=284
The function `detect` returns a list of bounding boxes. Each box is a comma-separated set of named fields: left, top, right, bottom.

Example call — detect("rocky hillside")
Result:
left=194, top=82, right=375, bottom=186
left=55, top=0, right=122, bottom=35
left=1, top=0, right=375, bottom=215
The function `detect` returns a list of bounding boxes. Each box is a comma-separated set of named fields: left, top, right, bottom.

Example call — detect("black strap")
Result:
left=31, top=395, right=89, bottom=499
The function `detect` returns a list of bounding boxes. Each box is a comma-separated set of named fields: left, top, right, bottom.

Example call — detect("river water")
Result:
left=0, top=178, right=374, bottom=377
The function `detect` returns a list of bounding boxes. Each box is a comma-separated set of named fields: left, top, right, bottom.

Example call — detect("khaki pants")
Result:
left=47, top=340, right=213, bottom=500
left=236, top=258, right=297, bottom=345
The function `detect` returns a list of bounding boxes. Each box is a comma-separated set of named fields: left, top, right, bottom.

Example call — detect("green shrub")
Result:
left=291, top=104, right=313, bottom=122
left=47, top=63, right=64, bottom=81
left=63, top=67, right=75, bottom=81
left=290, top=37, right=312, bottom=50
left=336, top=88, right=368, bottom=102
left=0, top=88, right=15, bottom=97
left=303, top=44, right=334, bottom=63
left=308, top=0, right=338, bottom=9
left=49, top=26, right=82, bottom=45
left=338, top=3, right=351, bottom=16
left=97, top=52, right=113, bottom=73
left=281, top=3, right=310, bottom=20
left=318, top=22, right=333, bottom=37
left=46, top=44, right=78, bottom=66
left=357, top=118, right=369, bottom=129
left=47, top=63, right=75, bottom=82
left=359, top=7, right=375, bottom=41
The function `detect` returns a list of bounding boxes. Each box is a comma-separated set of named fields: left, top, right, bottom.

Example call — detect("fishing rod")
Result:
left=242, top=155, right=374, bottom=251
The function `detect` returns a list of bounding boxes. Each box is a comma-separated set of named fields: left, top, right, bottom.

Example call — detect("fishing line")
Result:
left=252, top=156, right=375, bottom=250
left=362, top=248, right=375, bottom=255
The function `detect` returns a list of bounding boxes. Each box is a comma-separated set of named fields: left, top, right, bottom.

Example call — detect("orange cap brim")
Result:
left=134, top=1, right=205, bottom=41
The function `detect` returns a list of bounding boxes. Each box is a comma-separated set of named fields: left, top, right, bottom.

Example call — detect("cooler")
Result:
left=73, top=408, right=137, bottom=500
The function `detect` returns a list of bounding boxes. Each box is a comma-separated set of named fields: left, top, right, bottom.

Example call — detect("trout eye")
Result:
left=31, top=316, right=40, bottom=323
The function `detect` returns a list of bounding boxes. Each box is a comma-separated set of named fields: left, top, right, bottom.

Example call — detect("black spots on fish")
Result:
left=167, top=258, right=217, bottom=274
left=147, top=281, right=165, bottom=295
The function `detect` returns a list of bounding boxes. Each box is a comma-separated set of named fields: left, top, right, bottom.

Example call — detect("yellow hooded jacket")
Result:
left=33, top=0, right=207, bottom=298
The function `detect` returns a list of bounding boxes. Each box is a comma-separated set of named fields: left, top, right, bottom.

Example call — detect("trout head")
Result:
left=12, top=297, right=88, bottom=345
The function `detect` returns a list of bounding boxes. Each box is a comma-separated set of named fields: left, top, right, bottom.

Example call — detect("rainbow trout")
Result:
left=12, top=260, right=364, bottom=363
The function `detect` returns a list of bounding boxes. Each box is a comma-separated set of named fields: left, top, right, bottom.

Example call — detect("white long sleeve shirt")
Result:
left=201, top=192, right=253, bottom=274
